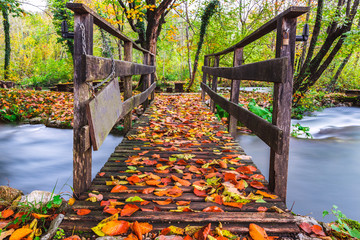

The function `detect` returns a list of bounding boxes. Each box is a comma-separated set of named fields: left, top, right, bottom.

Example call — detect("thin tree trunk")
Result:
left=2, top=7, right=10, bottom=80
left=326, top=52, right=353, bottom=92
left=186, top=25, right=192, bottom=79
left=297, top=0, right=312, bottom=72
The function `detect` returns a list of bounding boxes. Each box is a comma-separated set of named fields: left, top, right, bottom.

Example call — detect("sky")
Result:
left=21, top=0, right=47, bottom=13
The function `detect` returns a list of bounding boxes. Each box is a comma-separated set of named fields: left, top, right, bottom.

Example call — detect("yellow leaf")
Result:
left=9, top=227, right=33, bottom=240
left=256, top=190, right=278, bottom=199
left=68, top=198, right=76, bottom=206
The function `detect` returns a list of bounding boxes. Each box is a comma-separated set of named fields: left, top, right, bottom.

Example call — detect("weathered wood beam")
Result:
left=201, top=56, right=209, bottom=101
left=201, top=82, right=283, bottom=153
left=66, top=3, right=153, bottom=56
left=118, top=82, right=156, bottom=120
left=205, top=6, right=309, bottom=57
left=210, top=56, right=219, bottom=112
left=202, top=57, right=288, bottom=83
left=83, top=55, right=155, bottom=81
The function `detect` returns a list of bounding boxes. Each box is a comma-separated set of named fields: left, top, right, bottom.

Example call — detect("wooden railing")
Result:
left=201, top=6, right=309, bottom=201
left=67, top=3, right=156, bottom=196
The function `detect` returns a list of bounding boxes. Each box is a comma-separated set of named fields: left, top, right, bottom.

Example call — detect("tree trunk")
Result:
left=297, top=0, right=312, bottom=73
left=326, top=52, right=353, bottom=92
left=2, top=7, right=10, bottom=80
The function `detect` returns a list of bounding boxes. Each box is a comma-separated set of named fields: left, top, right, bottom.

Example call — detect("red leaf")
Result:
left=195, top=223, right=211, bottom=240
left=250, top=181, right=266, bottom=190
left=74, top=209, right=91, bottom=216
left=98, top=172, right=106, bottom=176
left=202, top=206, right=224, bottom=212
left=121, top=204, right=140, bottom=217
left=194, top=188, right=207, bottom=197
left=103, top=206, right=120, bottom=215
left=299, top=222, right=312, bottom=234
left=111, top=185, right=128, bottom=193
left=311, top=225, right=326, bottom=237
left=257, top=207, right=268, bottom=212
left=127, top=175, right=141, bottom=184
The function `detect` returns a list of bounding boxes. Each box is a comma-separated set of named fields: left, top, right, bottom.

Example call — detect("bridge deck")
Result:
left=61, top=93, right=299, bottom=239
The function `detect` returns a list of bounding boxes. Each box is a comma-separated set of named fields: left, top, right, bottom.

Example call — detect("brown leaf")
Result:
left=299, top=222, right=312, bottom=234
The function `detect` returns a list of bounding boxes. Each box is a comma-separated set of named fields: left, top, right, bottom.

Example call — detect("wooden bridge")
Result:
left=62, top=3, right=309, bottom=239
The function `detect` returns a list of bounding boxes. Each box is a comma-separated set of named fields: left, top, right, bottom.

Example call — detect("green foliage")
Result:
left=215, top=104, right=228, bottom=121
left=323, top=205, right=360, bottom=239
left=291, top=123, right=312, bottom=139
left=54, top=228, right=66, bottom=239
left=247, top=99, right=272, bottom=123
left=292, top=89, right=326, bottom=119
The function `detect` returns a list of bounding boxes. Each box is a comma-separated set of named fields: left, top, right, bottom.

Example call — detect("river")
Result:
left=0, top=107, right=359, bottom=221
left=236, top=106, right=360, bottom=221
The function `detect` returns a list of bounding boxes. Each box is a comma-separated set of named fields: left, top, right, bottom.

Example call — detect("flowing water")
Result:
left=0, top=124, right=123, bottom=196
left=0, top=107, right=359, bottom=221
left=236, top=107, right=360, bottom=221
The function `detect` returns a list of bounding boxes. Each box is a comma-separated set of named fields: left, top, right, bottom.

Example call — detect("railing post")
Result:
left=123, top=41, right=133, bottom=133
left=142, top=52, right=150, bottom=109
left=210, top=55, right=219, bottom=112
left=73, top=13, right=93, bottom=197
left=269, top=16, right=297, bottom=201
left=228, top=48, right=243, bottom=136
left=201, top=56, right=209, bottom=101
left=150, top=54, right=155, bottom=101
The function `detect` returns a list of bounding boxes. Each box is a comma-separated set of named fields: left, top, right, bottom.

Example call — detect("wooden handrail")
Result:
left=83, top=55, right=156, bottom=81
left=202, top=57, right=288, bottom=82
left=201, top=83, right=283, bottom=153
left=205, top=6, right=309, bottom=57
left=66, top=3, right=154, bottom=56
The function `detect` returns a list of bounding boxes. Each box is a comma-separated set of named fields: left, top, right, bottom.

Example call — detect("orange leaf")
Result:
left=121, top=204, right=140, bottom=217
left=257, top=207, right=268, bottom=212
left=250, top=174, right=265, bottom=180
left=311, top=225, right=326, bottom=236
left=193, top=188, right=207, bottom=197
left=124, top=233, right=138, bottom=240
left=205, top=173, right=217, bottom=179
left=184, top=235, right=193, bottom=240
left=216, top=237, right=228, bottom=240
left=142, top=188, right=155, bottom=194
left=171, top=175, right=191, bottom=186
left=127, top=175, right=141, bottom=184
left=250, top=181, right=266, bottom=190
left=194, top=223, right=211, bottom=240
left=256, top=190, right=278, bottom=199
left=235, top=180, right=246, bottom=191
left=104, top=206, right=120, bottom=215
left=133, top=148, right=140, bottom=150
left=140, top=201, right=150, bottom=206
left=166, top=186, right=183, bottom=197
left=102, top=220, right=130, bottom=236
left=249, top=223, right=268, bottom=240
left=176, top=201, right=191, bottom=206
left=63, top=236, right=81, bottom=240
left=214, top=195, right=223, bottom=205
left=132, top=221, right=143, bottom=240
left=9, top=227, right=33, bottom=240
left=202, top=206, right=224, bottom=212
left=1, top=209, right=14, bottom=219
left=224, top=173, right=237, bottom=183
left=74, top=209, right=91, bottom=216
left=98, top=172, right=106, bottom=176
left=218, top=161, right=227, bottom=169
left=153, top=199, right=172, bottom=205
left=111, top=185, right=128, bottom=193
left=133, top=222, right=153, bottom=235
left=145, top=180, right=161, bottom=186
left=223, top=202, right=243, bottom=209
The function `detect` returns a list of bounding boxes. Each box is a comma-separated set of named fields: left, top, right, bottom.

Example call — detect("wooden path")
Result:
left=61, top=94, right=299, bottom=239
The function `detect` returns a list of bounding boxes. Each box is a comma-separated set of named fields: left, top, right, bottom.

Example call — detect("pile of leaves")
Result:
left=0, top=89, right=73, bottom=126
left=0, top=193, right=64, bottom=240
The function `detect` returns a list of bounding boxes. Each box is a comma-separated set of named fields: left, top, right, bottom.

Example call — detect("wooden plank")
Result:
left=83, top=55, right=155, bottom=81
left=269, top=16, right=297, bottom=201
left=229, top=47, right=243, bottom=137
left=202, top=57, right=288, bottom=83
left=201, top=82, right=283, bottom=153
left=123, top=42, right=133, bottom=134
left=66, top=3, right=153, bottom=55
left=73, top=13, right=93, bottom=196
left=118, top=82, right=156, bottom=120
left=205, top=6, right=309, bottom=57
left=86, top=79, right=122, bottom=151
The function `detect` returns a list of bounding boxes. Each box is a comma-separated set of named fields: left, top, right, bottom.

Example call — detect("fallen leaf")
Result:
left=74, top=209, right=91, bottom=216
left=103, top=206, right=120, bottom=215
left=249, top=223, right=268, bottom=240
left=121, top=204, right=140, bottom=217
left=111, top=185, right=128, bottom=193
left=63, top=236, right=81, bottom=240
left=140, top=200, right=150, bottom=206
left=257, top=207, right=268, bottom=212
left=125, top=233, right=138, bottom=240
left=128, top=175, right=141, bottom=184
left=171, top=175, right=191, bottom=186
left=102, top=220, right=130, bottom=236
left=194, top=188, right=207, bottom=197
left=153, top=199, right=172, bottom=205
left=142, top=188, right=155, bottom=194
left=299, top=222, right=312, bottom=234
left=68, top=198, right=76, bottom=206
left=125, top=196, right=144, bottom=202
left=9, top=227, right=33, bottom=240
left=195, top=223, right=211, bottom=240
left=256, top=190, right=278, bottom=199
left=99, top=172, right=106, bottom=176
left=31, top=213, right=51, bottom=219
left=223, top=202, right=243, bottom=209
left=202, top=206, right=224, bottom=212
left=176, top=201, right=191, bottom=206
left=250, top=181, right=266, bottom=190
left=0, top=209, right=14, bottom=219
left=311, top=225, right=326, bottom=237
